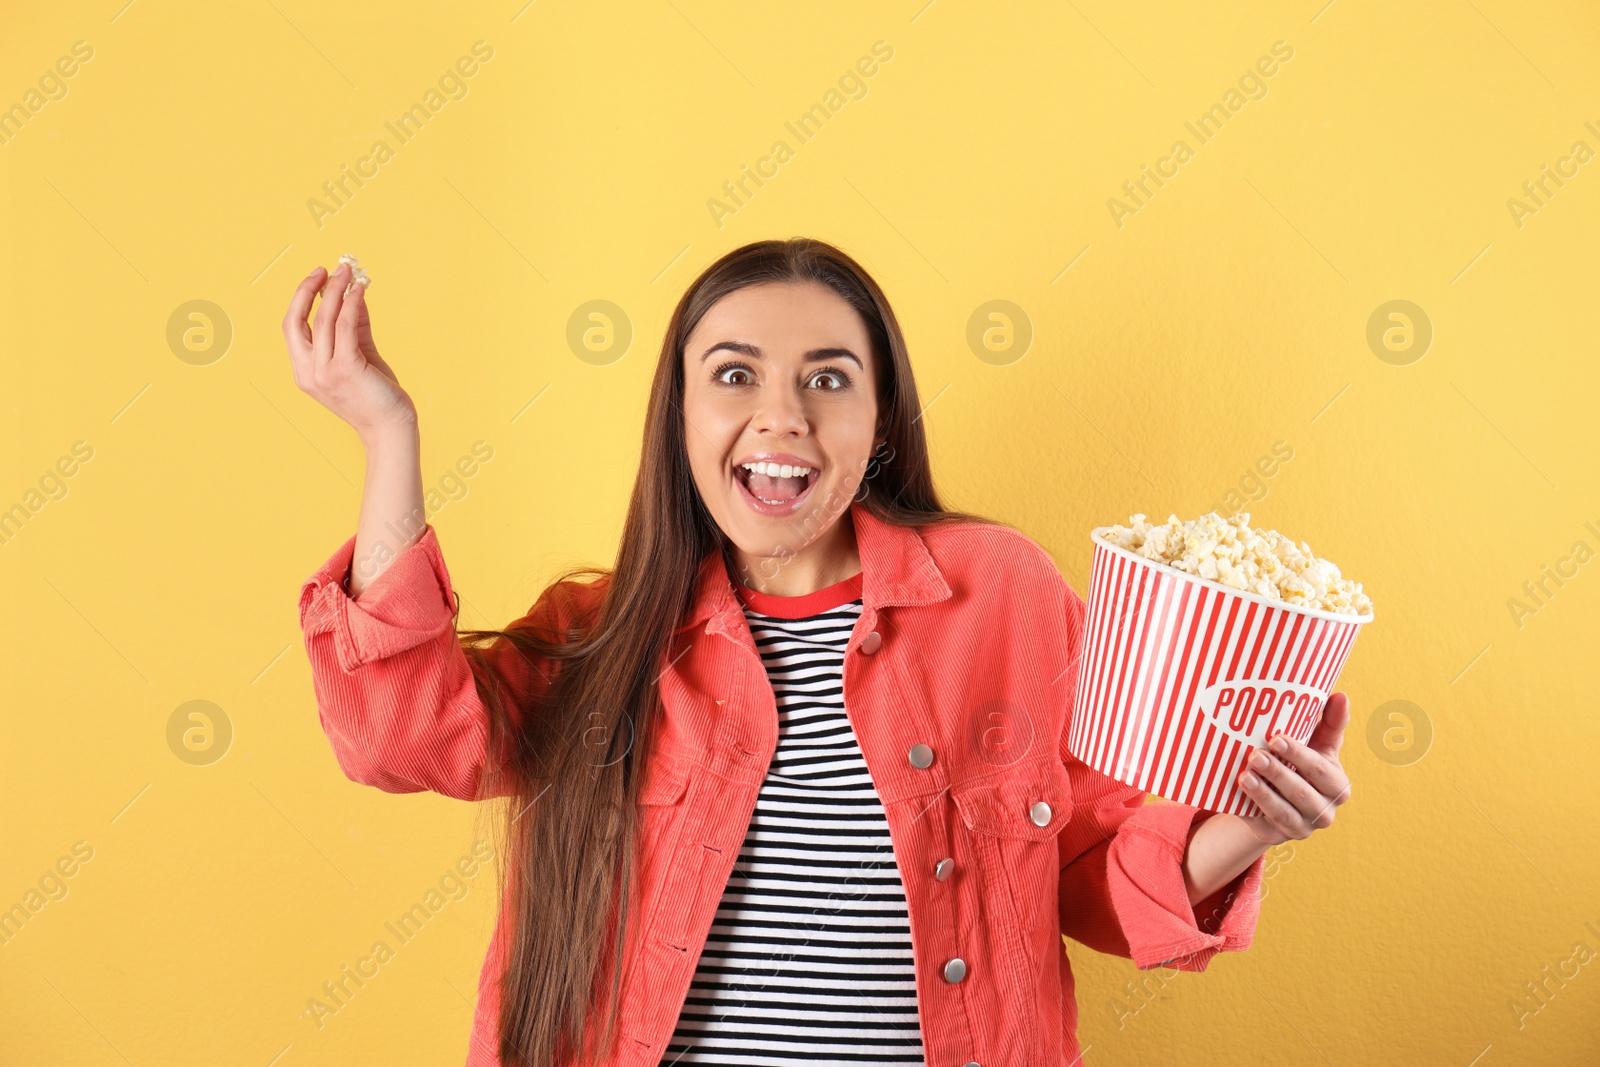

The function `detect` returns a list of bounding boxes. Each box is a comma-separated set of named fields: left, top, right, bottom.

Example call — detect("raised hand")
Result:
left=282, top=262, right=416, bottom=442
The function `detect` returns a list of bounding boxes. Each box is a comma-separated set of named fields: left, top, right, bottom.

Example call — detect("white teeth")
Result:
left=739, top=461, right=814, bottom=478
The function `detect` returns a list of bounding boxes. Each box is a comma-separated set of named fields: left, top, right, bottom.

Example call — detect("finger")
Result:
left=1265, top=732, right=1348, bottom=801
left=354, top=280, right=377, bottom=354
left=311, top=263, right=352, bottom=363
left=282, top=266, right=328, bottom=358
left=334, top=276, right=366, bottom=367
left=1249, top=748, right=1339, bottom=829
left=1305, top=692, right=1351, bottom=759
left=1237, top=767, right=1309, bottom=837
left=349, top=285, right=397, bottom=381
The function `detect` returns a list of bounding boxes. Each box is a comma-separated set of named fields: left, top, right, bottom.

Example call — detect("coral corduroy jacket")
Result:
left=297, top=500, right=1266, bottom=1066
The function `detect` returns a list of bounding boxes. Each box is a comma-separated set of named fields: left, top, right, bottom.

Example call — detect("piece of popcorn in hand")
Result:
left=338, top=253, right=371, bottom=290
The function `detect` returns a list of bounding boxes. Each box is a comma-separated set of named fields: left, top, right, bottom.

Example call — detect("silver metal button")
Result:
left=943, top=957, right=967, bottom=983
left=1030, top=800, right=1053, bottom=827
left=963, top=1062, right=981, bottom=1067
left=908, top=743, right=934, bottom=769
left=934, top=857, right=954, bottom=882
left=859, top=630, right=882, bottom=655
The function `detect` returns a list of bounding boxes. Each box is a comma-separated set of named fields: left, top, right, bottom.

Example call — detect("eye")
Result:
left=810, top=366, right=852, bottom=391
left=712, top=360, right=754, bottom=386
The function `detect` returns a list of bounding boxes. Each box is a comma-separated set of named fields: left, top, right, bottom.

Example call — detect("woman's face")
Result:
left=681, top=280, right=880, bottom=569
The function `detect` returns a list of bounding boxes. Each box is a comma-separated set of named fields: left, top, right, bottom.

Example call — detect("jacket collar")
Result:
left=674, top=499, right=952, bottom=635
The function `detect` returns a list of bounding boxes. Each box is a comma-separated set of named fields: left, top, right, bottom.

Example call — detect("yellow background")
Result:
left=2, top=1, right=1596, bottom=1064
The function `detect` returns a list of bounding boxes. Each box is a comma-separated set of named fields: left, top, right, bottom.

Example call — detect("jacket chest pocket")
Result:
left=631, top=756, right=695, bottom=939
left=616, top=756, right=700, bottom=1058
left=638, top=756, right=692, bottom=808
left=617, top=756, right=695, bottom=987
left=950, top=757, right=1074, bottom=841
left=949, top=757, right=1074, bottom=954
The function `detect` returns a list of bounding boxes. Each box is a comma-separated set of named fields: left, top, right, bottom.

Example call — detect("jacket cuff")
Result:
left=298, top=525, right=458, bottom=673
left=1107, top=801, right=1266, bottom=972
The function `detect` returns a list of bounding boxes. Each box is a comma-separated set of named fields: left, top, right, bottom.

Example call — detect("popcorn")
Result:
left=338, top=253, right=371, bottom=290
left=1101, top=511, right=1373, bottom=616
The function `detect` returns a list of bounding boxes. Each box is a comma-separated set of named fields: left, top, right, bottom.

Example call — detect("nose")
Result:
left=749, top=379, right=809, bottom=437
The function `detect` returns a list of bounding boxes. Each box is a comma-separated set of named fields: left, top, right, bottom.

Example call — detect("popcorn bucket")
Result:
left=1066, top=528, right=1372, bottom=816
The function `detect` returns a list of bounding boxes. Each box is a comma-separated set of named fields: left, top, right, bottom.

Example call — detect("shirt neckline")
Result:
left=733, top=570, right=864, bottom=619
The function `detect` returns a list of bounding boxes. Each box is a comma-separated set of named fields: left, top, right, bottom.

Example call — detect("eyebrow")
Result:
left=698, top=340, right=864, bottom=370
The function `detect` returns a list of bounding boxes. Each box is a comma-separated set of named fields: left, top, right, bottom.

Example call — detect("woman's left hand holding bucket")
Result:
left=1236, top=692, right=1355, bottom=846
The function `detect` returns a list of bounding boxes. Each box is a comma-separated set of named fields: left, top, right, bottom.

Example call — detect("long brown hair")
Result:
left=459, top=237, right=997, bottom=1066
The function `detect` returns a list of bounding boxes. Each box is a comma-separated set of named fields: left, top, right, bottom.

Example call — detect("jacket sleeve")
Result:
left=1053, top=575, right=1266, bottom=971
left=296, top=524, right=594, bottom=801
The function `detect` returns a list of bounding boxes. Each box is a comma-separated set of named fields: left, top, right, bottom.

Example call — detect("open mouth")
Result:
left=733, top=461, right=820, bottom=514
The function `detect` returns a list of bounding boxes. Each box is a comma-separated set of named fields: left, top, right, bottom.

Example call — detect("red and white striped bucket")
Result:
left=1066, top=527, right=1372, bottom=816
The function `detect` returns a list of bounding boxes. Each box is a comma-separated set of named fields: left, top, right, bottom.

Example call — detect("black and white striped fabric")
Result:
left=663, top=591, right=927, bottom=1064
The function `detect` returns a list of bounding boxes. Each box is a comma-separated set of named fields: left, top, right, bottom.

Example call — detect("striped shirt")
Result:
left=663, top=569, right=927, bottom=1064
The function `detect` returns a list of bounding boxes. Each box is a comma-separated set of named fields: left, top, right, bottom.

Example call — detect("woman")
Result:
left=283, top=238, right=1355, bottom=1067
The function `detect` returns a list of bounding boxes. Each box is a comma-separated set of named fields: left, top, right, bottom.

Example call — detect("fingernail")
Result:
left=1269, top=736, right=1287, bottom=753
left=1250, top=752, right=1270, bottom=770
left=1240, top=771, right=1258, bottom=786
